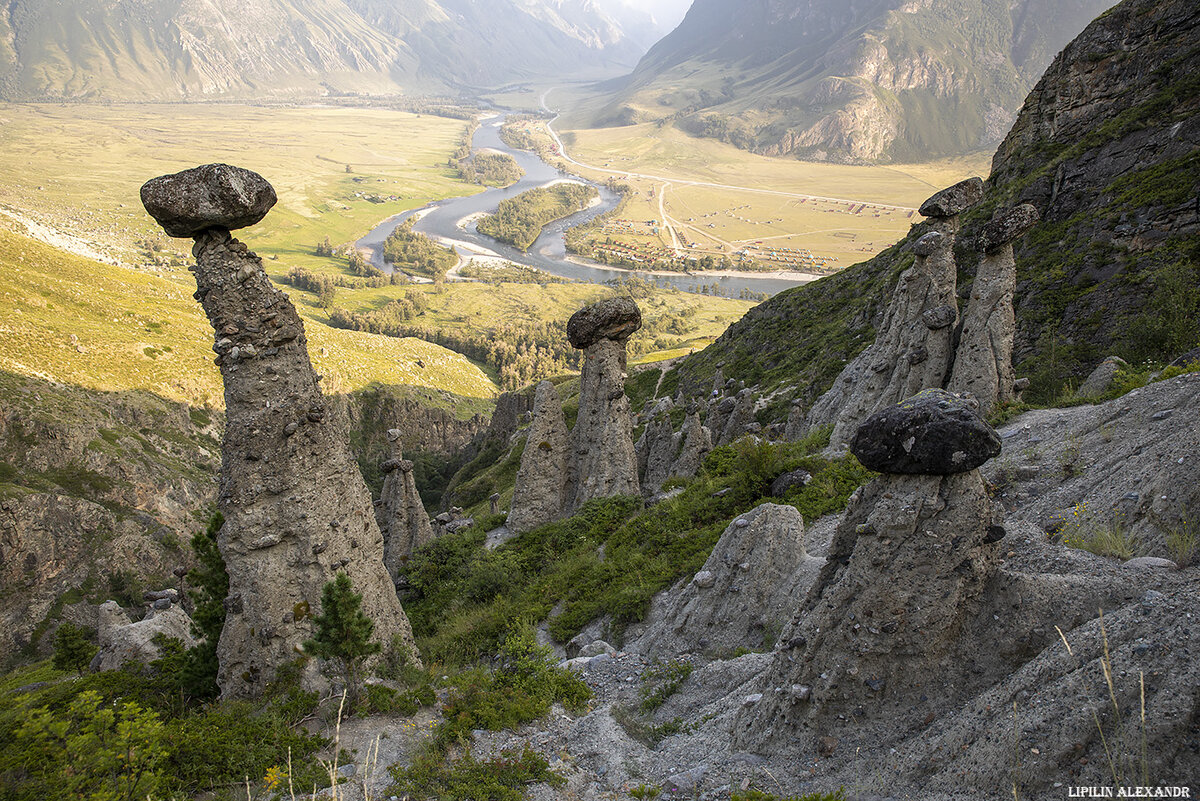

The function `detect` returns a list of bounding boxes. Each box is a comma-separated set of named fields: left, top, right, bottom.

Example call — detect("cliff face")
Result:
left=672, top=0, right=1200, bottom=406
left=598, top=0, right=1117, bottom=163
left=0, top=373, right=219, bottom=664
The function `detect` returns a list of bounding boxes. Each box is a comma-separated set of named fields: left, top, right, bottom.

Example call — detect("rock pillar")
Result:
left=141, top=164, right=419, bottom=697
left=947, top=204, right=1039, bottom=410
left=507, top=380, right=569, bottom=534
left=806, top=177, right=984, bottom=449
left=734, top=389, right=1003, bottom=754
left=563, top=298, right=642, bottom=514
left=377, top=456, right=434, bottom=580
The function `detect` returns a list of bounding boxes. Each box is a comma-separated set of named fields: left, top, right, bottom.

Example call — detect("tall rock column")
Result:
left=141, top=164, right=418, bottom=697
left=806, top=178, right=984, bottom=449
left=734, top=389, right=1003, bottom=754
left=947, top=204, right=1040, bottom=410
left=507, top=380, right=569, bottom=534
left=377, top=453, right=435, bottom=580
left=563, top=298, right=642, bottom=514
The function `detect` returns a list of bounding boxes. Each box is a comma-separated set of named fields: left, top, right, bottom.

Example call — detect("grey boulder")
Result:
left=851, top=389, right=1001, bottom=474
left=918, top=177, right=984, bottom=218
left=141, top=163, right=277, bottom=238
left=566, top=297, right=642, bottom=349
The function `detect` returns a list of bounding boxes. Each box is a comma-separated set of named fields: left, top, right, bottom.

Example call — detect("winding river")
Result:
left=356, top=115, right=809, bottom=298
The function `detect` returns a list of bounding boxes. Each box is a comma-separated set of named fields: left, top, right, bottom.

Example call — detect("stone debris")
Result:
left=377, top=455, right=434, bottom=582
left=140, top=163, right=276, bottom=238
left=142, top=165, right=418, bottom=697
left=563, top=299, right=642, bottom=514
left=635, top=503, right=823, bottom=660
left=947, top=204, right=1039, bottom=407
left=507, top=381, right=569, bottom=534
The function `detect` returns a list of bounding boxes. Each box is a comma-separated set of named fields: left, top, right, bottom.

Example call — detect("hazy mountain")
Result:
left=0, top=0, right=648, bottom=101
left=592, top=0, right=1119, bottom=163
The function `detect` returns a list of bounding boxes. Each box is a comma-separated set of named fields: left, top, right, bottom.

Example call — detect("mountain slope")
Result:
left=667, top=0, right=1200, bottom=410
left=592, top=0, right=1118, bottom=163
left=0, top=0, right=646, bottom=101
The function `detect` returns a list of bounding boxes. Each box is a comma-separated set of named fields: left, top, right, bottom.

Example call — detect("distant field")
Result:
left=543, top=121, right=991, bottom=270
left=0, top=223, right=498, bottom=410
left=0, top=103, right=478, bottom=266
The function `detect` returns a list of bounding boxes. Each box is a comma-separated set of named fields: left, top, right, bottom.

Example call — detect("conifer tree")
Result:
left=303, top=573, right=381, bottom=708
left=52, top=621, right=97, bottom=676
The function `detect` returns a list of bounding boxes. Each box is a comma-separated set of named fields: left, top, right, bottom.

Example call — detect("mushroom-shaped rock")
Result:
left=850, top=389, right=1001, bottom=474
left=918, top=177, right=984, bottom=218
left=140, top=163, right=277, bottom=238
left=977, top=203, right=1040, bottom=253
left=566, top=298, right=642, bottom=349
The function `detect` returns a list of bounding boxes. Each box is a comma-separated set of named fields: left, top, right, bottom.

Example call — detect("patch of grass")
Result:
left=387, top=623, right=583, bottom=800
left=732, top=790, right=847, bottom=801
left=638, top=659, right=694, bottom=713
left=389, top=745, right=563, bottom=801
left=1162, top=512, right=1197, bottom=568
left=408, top=437, right=870, bottom=667
left=1056, top=502, right=1143, bottom=561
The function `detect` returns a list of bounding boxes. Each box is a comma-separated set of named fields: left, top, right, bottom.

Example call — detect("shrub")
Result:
left=9, top=690, right=166, bottom=801
left=389, top=745, right=562, bottom=801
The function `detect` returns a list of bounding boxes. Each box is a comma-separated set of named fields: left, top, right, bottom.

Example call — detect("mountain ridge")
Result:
left=0, top=0, right=651, bottom=101
left=591, top=0, right=1119, bottom=163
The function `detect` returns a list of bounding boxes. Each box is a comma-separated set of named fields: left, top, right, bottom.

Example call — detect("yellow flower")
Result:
left=264, top=765, right=287, bottom=791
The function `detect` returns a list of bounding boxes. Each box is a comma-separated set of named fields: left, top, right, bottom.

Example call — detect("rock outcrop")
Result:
left=507, top=381, right=569, bottom=534
left=142, top=164, right=418, bottom=697
left=735, top=393, right=1003, bottom=753
left=93, top=599, right=198, bottom=672
left=563, top=299, right=642, bottom=514
left=637, top=504, right=822, bottom=660
left=671, top=406, right=712, bottom=481
left=639, top=414, right=679, bottom=498
left=377, top=456, right=434, bottom=579
left=717, top=388, right=756, bottom=446
left=946, top=204, right=1039, bottom=408
left=806, top=178, right=984, bottom=449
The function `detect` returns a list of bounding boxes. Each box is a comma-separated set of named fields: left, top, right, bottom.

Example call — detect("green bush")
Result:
left=389, top=745, right=563, bottom=801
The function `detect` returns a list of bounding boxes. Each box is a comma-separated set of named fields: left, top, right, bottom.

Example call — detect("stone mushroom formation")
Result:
left=507, top=298, right=644, bottom=533
left=376, top=430, right=435, bottom=582
left=803, top=178, right=1040, bottom=449
left=735, top=389, right=1006, bottom=751
left=141, top=163, right=419, bottom=697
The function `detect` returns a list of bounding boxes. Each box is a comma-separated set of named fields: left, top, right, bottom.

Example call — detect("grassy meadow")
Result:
left=0, top=103, right=479, bottom=264
left=0, top=222, right=498, bottom=409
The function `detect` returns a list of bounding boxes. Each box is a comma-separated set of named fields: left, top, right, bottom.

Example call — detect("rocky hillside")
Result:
left=0, top=0, right=650, bottom=101
left=668, top=0, right=1200, bottom=409
left=591, top=0, right=1117, bottom=162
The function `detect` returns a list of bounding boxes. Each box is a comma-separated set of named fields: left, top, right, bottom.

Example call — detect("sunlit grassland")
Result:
left=0, top=103, right=480, bottom=263
left=545, top=121, right=990, bottom=268
left=0, top=223, right=498, bottom=409
left=286, top=271, right=754, bottom=365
